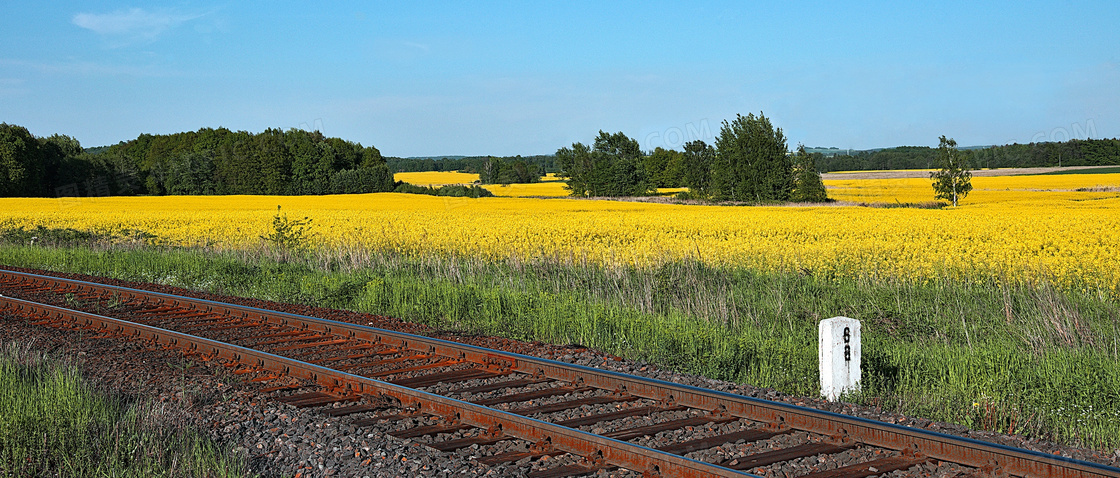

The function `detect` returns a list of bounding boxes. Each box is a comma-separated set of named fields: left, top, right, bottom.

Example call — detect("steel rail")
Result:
left=0, top=294, right=751, bottom=478
left=2, top=268, right=1119, bottom=478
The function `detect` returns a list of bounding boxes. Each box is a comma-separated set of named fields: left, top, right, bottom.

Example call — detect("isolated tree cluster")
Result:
left=556, top=113, right=828, bottom=202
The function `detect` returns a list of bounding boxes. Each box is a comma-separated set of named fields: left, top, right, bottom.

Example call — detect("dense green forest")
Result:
left=1, top=124, right=394, bottom=197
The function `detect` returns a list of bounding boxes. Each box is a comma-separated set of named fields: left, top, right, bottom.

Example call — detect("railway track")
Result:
left=0, top=268, right=1116, bottom=478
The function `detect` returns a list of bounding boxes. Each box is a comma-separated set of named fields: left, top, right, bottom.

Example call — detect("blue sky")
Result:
left=2, top=1, right=1117, bottom=157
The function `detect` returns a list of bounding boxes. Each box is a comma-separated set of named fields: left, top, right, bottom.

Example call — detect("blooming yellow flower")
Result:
left=1, top=172, right=1116, bottom=295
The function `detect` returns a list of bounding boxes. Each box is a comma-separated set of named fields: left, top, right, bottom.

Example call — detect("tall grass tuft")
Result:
left=0, top=341, right=251, bottom=477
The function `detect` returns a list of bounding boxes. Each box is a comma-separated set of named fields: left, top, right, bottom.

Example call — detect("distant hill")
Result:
left=814, top=140, right=1120, bottom=172
left=806, top=145, right=994, bottom=157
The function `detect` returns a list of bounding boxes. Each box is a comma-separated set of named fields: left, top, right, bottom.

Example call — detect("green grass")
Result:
left=0, top=341, right=252, bottom=477
left=1, top=240, right=1118, bottom=451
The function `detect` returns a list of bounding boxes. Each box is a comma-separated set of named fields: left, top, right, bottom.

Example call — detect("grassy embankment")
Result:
left=0, top=340, right=251, bottom=476
left=0, top=231, right=1116, bottom=452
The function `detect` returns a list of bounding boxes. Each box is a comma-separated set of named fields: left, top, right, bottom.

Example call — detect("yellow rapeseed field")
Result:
left=395, top=171, right=687, bottom=197
left=397, top=171, right=571, bottom=197
left=485, top=182, right=570, bottom=197
left=1, top=172, right=1117, bottom=293
left=824, top=173, right=1120, bottom=205
left=393, top=171, right=479, bottom=186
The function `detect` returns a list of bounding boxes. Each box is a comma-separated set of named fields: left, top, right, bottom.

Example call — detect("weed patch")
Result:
left=0, top=340, right=250, bottom=477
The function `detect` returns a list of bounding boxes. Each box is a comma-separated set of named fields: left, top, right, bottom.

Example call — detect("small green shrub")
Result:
left=260, top=205, right=313, bottom=254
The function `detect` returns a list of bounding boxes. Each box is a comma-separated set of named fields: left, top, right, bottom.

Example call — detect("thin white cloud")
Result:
left=72, top=8, right=203, bottom=43
left=372, top=39, right=433, bottom=61
left=400, top=41, right=430, bottom=53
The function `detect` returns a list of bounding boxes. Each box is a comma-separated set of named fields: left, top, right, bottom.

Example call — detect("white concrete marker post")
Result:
left=819, top=316, right=861, bottom=401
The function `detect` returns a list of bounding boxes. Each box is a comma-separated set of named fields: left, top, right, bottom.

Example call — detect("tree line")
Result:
left=1, top=124, right=395, bottom=198
left=557, top=113, right=828, bottom=202
left=387, top=155, right=556, bottom=177
left=816, top=138, right=1120, bottom=172
left=9, top=119, right=1115, bottom=200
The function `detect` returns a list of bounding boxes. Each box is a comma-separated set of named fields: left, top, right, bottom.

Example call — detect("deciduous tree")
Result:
left=643, top=147, right=686, bottom=188
left=681, top=140, right=714, bottom=198
left=930, top=135, right=972, bottom=206
left=557, top=131, right=650, bottom=197
left=790, top=145, right=828, bottom=202
left=712, top=112, right=790, bottom=201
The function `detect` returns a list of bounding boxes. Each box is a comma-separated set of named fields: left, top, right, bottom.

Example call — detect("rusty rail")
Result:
left=0, top=294, right=743, bottom=477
